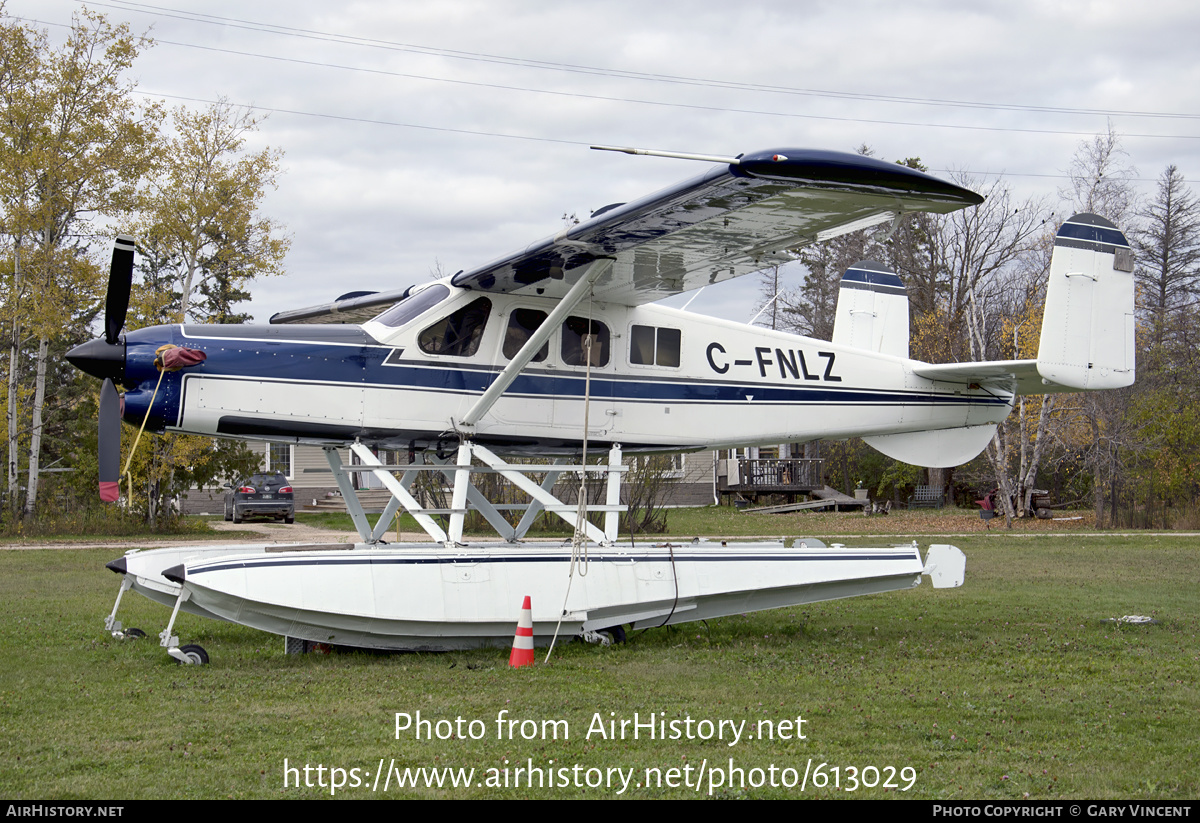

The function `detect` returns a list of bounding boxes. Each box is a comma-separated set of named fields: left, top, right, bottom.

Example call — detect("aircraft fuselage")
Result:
left=107, top=284, right=1011, bottom=455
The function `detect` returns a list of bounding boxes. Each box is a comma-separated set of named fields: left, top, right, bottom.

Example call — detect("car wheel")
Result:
left=223, top=502, right=232, bottom=522
left=232, top=506, right=243, bottom=524
left=284, top=513, right=294, bottom=524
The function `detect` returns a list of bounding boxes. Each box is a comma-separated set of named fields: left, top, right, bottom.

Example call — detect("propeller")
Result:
left=69, top=236, right=135, bottom=501
left=98, top=377, right=121, bottom=502
left=73, top=236, right=205, bottom=502
left=66, top=236, right=134, bottom=382
left=105, top=235, right=135, bottom=345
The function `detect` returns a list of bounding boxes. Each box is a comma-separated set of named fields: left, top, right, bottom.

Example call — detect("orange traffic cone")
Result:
left=508, top=595, right=535, bottom=668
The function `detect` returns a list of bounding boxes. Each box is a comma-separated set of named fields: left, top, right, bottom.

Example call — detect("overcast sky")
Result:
left=7, top=0, right=1200, bottom=322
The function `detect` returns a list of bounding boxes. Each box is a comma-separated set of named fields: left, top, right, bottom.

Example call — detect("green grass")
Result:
left=294, top=504, right=1108, bottom=540
left=0, top=503, right=1134, bottom=544
left=0, top=509, right=218, bottom=543
left=1, top=535, right=1197, bottom=799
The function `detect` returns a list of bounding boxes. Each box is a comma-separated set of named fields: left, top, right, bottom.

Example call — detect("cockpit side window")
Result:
left=418, top=297, right=493, bottom=357
left=374, top=284, right=450, bottom=328
left=561, top=316, right=610, bottom=367
left=503, top=308, right=549, bottom=362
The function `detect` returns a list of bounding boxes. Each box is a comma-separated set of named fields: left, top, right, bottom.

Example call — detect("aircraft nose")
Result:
left=67, top=337, right=126, bottom=382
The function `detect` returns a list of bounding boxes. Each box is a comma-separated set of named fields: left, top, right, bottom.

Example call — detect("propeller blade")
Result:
left=98, top=377, right=121, bottom=502
left=104, top=236, right=135, bottom=346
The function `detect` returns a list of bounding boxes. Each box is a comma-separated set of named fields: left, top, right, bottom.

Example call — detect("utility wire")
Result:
left=84, top=0, right=1200, bottom=122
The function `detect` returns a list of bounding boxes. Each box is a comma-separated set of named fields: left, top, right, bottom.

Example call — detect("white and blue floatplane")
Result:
left=73, top=147, right=1134, bottom=663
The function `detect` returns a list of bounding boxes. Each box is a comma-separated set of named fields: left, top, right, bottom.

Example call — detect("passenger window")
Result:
left=561, top=316, right=610, bottom=367
left=503, top=308, right=549, bottom=362
left=630, top=325, right=655, bottom=365
left=630, top=325, right=681, bottom=367
left=418, top=297, right=492, bottom=357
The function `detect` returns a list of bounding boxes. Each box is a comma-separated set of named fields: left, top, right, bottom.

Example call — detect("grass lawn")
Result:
left=294, top=504, right=1109, bottom=540
left=1, top=533, right=1196, bottom=799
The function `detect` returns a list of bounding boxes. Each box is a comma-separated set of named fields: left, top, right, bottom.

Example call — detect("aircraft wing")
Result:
left=451, top=148, right=983, bottom=306
left=912, top=360, right=1083, bottom=396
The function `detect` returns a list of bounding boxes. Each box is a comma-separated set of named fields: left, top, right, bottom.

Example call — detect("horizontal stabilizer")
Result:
left=910, top=213, right=1135, bottom=396
left=1036, top=213, right=1135, bottom=390
left=831, top=260, right=909, bottom=358
left=913, top=359, right=1055, bottom=395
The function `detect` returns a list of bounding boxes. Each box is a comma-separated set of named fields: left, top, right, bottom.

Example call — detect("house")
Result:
left=184, top=442, right=724, bottom=515
left=185, top=441, right=832, bottom=516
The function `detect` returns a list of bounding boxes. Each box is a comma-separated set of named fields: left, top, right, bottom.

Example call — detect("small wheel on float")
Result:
left=601, top=625, right=626, bottom=645
left=176, top=644, right=209, bottom=665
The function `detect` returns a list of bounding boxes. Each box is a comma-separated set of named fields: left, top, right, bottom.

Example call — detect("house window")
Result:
left=635, top=453, right=685, bottom=478
left=266, top=443, right=293, bottom=478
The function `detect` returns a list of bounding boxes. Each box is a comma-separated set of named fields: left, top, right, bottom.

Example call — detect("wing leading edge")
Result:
left=451, top=148, right=983, bottom=307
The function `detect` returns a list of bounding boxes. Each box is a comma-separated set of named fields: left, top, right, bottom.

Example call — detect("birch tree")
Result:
left=0, top=6, right=159, bottom=518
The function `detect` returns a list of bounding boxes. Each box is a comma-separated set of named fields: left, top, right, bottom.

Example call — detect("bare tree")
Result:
left=753, top=264, right=784, bottom=330
left=1058, top=121, right=1139, bottom=226
left=1057, top=126, right=1141, bottom=526
left=1134, top=165, right=1200, bottom=352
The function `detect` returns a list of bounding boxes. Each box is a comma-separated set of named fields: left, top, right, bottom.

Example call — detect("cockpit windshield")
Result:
left=373, top=284, right=450, bottom=328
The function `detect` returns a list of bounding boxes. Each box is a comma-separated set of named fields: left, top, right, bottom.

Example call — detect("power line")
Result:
left=7, top=8, right=1192, bottom=183
left=138, top=92, right=1167, bottom=183
left=140, top=91, right=594, bottom=147
left=12, top=8, right=1199, bottom=142
left=146, top=38, right=1200, bottom=141
left=81, top=0, right=1200, bottom=122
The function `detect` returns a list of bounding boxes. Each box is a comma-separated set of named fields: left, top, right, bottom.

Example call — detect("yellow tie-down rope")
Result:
left=120, top=344, right=182, bottom=505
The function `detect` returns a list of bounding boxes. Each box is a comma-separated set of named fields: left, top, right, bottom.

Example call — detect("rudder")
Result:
left=831, top=260, right=909, bottom=358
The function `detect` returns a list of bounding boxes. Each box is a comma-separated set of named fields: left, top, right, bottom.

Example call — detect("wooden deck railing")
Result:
left=721, top=458, right=824, bottom=490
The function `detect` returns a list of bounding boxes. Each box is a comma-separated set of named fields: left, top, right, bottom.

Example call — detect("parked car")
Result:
left=224, top=473, right=294, bottom=523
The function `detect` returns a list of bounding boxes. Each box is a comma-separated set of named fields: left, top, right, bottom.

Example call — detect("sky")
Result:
left=6, top=0, right=1200, bottom=323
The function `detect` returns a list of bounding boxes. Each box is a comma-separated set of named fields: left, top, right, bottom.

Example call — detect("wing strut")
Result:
left=458, top=257, right=615, bottom=429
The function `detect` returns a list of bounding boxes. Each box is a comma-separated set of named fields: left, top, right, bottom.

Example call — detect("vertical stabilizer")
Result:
left=1037, top=214, right=1135, bottom=390
left=831, top=260, right=909, bottom=358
